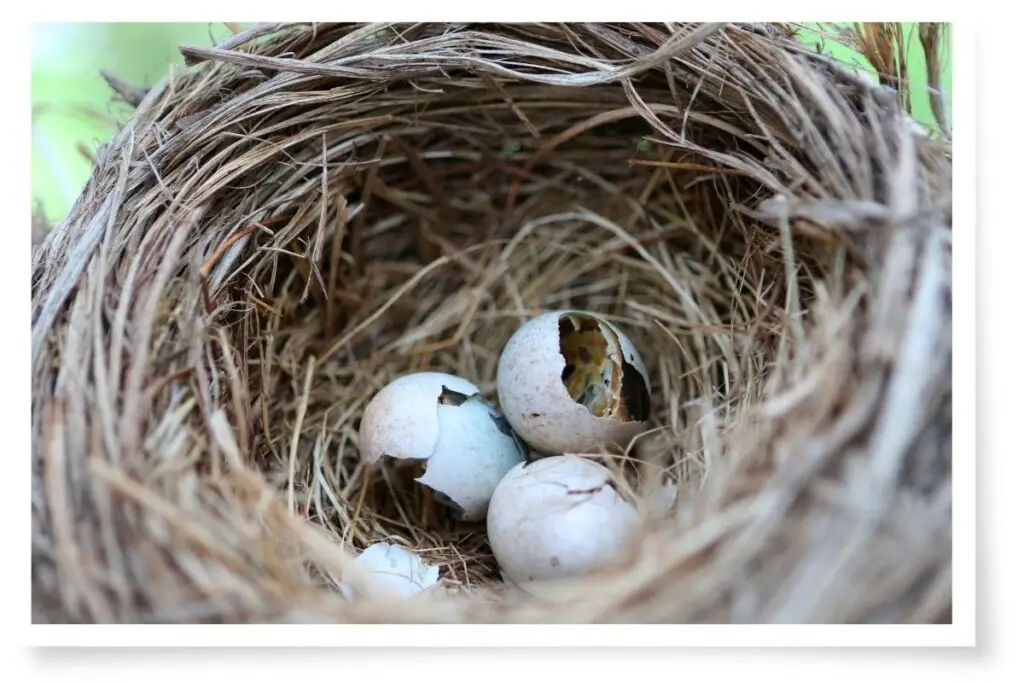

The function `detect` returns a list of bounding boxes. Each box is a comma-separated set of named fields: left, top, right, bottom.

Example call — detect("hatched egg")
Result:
left=495, top=310, right=652, bottom=456
left=357, top=371, right=528, bottom=522
left=486, top=455, right=639, bottom=596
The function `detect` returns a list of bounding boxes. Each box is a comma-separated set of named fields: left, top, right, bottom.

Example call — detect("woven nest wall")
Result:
left=30, top=22, right=953, bottom=624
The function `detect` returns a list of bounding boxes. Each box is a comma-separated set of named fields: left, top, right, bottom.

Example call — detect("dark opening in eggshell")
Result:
left=556, top=313, right=651, bottom=423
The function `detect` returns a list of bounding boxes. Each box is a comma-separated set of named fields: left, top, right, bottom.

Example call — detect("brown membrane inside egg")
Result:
left=557, top=313, right=646, bottom=422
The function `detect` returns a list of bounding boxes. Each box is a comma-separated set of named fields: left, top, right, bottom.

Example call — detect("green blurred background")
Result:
left=30, top=23, right=952, bottom=225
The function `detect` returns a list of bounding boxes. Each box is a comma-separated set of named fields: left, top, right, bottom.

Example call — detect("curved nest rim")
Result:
left=31, top=22, right=953, bottom=625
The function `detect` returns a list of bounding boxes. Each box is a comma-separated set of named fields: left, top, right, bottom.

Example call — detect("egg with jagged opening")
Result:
left=495, top=310, right=652, bottom=456
left=357, top=372, right=528, bottom=522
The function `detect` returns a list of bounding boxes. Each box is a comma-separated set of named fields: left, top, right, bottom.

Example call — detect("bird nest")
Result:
left=30, top=22, right=953, bottom=624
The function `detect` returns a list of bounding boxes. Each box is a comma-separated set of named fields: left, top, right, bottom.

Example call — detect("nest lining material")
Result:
left=31, top=22, right=952, bottom=624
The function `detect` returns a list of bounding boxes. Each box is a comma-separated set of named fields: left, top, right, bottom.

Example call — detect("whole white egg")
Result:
left=357, top=371, right=527, bottom=521
left=495, top=310, right=652, bottom=455
left=486, top=455, right=639, bottom=596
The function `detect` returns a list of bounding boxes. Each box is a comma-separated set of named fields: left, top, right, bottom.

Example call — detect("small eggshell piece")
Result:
left=338, top=542, right=440, bottom=601
left=486, top=455, right=639, bottom=595
left=645, top=481, right=679, bottom=519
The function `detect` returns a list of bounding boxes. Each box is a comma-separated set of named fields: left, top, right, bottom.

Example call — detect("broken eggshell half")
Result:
left=357, top=371, right=528, bottom=521
left=495, top=310, right=652, bottom=456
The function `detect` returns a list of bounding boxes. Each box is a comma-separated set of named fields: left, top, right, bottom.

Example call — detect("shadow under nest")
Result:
left=30, top=23, right=953, bottom=624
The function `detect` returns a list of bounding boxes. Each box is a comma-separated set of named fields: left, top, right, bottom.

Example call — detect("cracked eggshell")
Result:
left=338, top=542, right=440, bottom=601
left=357, top=372, right=480, bottom=465
left=415, top=392, right=527, bottom=521
left=495, top=310, right=652, bottom=455
left=486, top=455, right=640, bottom=596
left=357, top=372, right=527, bottom=522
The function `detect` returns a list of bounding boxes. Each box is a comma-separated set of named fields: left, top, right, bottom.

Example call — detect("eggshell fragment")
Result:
left=645, top=480, right=679, bottom=518
left=415, top=392, right=527, bottom=521
left=357, top=372, right=480, bottom=465
left=496, top=310, right=652, bottom=455
left=486, top=455, right=639, bottom=596
left=337, top=542, right=440, bottom=601
left=357, top=372, right=526, bottom=522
